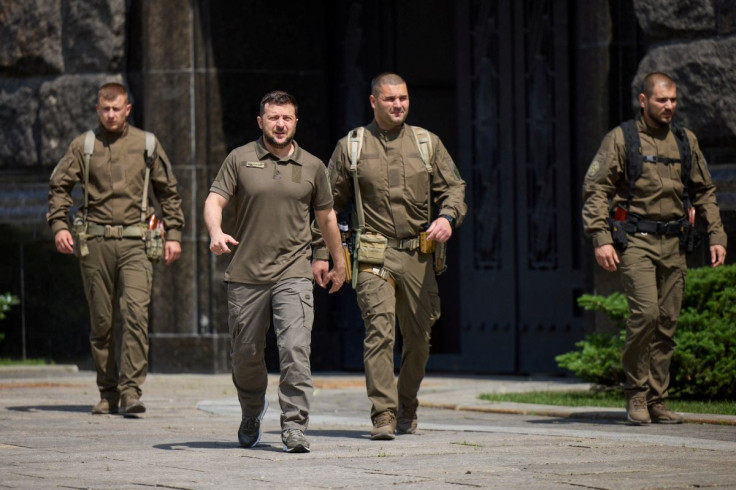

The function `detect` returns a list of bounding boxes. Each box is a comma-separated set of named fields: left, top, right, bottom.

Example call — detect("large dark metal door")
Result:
left=429, top=0, right=584, bottom=373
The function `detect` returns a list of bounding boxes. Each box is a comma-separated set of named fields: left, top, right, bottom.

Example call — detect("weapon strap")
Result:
left=140, top=131, right=155, bottom=223
left=409, top=126, right=434, bottom=223
left=82, top=130, right=95, bottom=223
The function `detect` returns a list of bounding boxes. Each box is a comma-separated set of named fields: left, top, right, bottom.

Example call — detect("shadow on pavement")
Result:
left=526, top=412, right=625, bottom=425
left=7, top=405, right=91, bottom=413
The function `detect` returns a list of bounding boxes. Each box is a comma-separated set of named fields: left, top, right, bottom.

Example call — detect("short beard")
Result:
left=265, top=134, right=293, bottom=149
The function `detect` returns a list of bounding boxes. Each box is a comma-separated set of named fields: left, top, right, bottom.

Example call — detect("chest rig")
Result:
left=609, top=119, right=698, bottom=252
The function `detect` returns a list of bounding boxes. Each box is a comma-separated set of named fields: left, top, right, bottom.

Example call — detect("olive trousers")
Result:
left=80, top=237, right=153, bottom=401
left=618, top=232, right=686, bottom=402
left=356, top=248, right=441, bottom=419
left=227, top=277, right=314, bottom=430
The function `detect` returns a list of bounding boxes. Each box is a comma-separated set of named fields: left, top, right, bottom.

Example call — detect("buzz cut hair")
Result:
left=259, top=90, right=298, bottom=117
left=98, top=82, right=128, bottom=102
left=641, top=72, right=676, bottom=98
left=371, top=73, right=407, bottom=97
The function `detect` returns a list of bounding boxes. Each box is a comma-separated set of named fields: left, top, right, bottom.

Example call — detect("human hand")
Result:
left=209, top=231, right=238, bottom=255
left=710, top=244, right=726, bottom=267
left=425, top=217, right=453, bottom=243
left=325, top=262, right=346, bottom=293
left=594, top=244, right=619, bottom=272
left=164, top=240, right=181, bottom=265
left=54, top=230, right=75, bottom=254
left=312, top=260, right=330, bottom=287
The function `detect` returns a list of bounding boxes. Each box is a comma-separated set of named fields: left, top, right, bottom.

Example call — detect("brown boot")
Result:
left=370, top=410, right=396, bottom=440
left=120, top=393, right=146, bottom=415
left=649, top=401, right=683, bottom=424
left=626, top=394, right=651, bottom=425
left=397, top=400, right=418, bottom=434
left=91, top=397, right=119, bottom=415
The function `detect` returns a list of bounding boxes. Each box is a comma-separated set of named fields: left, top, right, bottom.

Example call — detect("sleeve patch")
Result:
left=586, top=160, right=601, bottom=178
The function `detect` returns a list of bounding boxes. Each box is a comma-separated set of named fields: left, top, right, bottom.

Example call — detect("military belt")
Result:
left=386, top=236, right=421, bottom=250
left=358, top=264, right=396, bottom=289
left=626, top=217, right=686, bottom=236
left=87, top=223, right=143, bottom=239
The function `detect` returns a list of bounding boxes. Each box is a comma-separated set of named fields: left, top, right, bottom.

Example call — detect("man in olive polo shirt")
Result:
left=204, top=90, right=345, bottom=453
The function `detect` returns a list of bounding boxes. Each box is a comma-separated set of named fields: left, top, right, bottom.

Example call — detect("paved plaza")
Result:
left=1, top=367, right=735, bottom=488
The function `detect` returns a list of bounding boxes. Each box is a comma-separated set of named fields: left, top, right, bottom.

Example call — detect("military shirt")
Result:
left=47, top=124, right=185, bottom=242
left=582, top=114, right=726, bottom=249
left=313, top=121, right=466, bottom=260
left=210, top=138, right=333, bottom=284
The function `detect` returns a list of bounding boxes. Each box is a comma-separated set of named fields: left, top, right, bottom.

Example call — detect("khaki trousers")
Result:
left=80, top=237, right=152, bottom=400
left=356, top=248, right=441, bottom=419
left=227, top=277, right=314, bottom=430
left=619, top=232, right=686, bottom=402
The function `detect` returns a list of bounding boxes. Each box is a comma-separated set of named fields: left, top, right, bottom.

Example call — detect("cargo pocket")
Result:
left=299, top=290, right=314, bottom=332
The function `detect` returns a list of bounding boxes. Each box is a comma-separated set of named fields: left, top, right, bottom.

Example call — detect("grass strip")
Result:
left=479, top=391, right=736, bottom=416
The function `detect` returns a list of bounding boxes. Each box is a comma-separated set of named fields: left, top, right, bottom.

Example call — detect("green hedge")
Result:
left=557, top=264, right=736, bottom=400
left=0, top=292, right=21, bottom=344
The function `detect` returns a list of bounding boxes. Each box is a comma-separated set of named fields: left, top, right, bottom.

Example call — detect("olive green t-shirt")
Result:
left=210, top=138, right=333, bottom=284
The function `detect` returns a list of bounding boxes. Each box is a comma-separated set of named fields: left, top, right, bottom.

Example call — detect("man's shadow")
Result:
left=7, top=405, right=90, bottom=413
left=153, top=428, right=367, bottom=451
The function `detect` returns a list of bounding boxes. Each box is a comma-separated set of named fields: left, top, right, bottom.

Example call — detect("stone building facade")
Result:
left=1, top=0, right=734, bottom=372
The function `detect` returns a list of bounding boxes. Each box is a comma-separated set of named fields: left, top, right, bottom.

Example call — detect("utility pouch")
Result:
left=71, top=216, right=89, bottom=258
left=609, top=218, right=628, bottom=252
left=343, top=244, right=353, bottom=282
left=434, top=241, right=448, bottom=275
left=144, top=216, right=165, bottom=262
left=356, top=232, right=387, bottom=265
left=679, top=220, right=701, bottom=254
left=419, top=231, right=437, bottom=254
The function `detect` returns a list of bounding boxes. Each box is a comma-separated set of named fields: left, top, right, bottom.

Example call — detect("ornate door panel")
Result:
left=429, top=0, right=584, bottom=373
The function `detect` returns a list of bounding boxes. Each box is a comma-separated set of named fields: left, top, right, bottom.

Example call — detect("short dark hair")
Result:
left=641, top=72, right=676, bottom=98
left=98, top=83, right=128, bottom=102
left=371, top=73, right=407, bottom=97
left=259, top=90, right=298, bottom=116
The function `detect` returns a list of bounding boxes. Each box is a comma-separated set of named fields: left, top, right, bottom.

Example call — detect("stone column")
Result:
left=132, top=0, right=229, bottom=373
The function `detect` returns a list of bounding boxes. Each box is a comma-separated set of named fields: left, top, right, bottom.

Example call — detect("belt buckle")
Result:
left=104, top=225, right=122, bottom=239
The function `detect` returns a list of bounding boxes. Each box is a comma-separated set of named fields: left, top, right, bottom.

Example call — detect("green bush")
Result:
left=0, top=292, right=21, bottom=344
left=557, top=264, right=736, bottom=400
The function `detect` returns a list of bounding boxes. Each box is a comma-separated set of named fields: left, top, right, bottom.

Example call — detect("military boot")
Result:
left=370, top=410, right=396, bottom=440
left=120, top=393, right=146, bottom=415
left=626, top=393, right=651, bottom=425
left=649, top=401, right=683, bottom=424
left=91, top=396, right=119, bottom=415
left=397, top=399, right=418, bottom=434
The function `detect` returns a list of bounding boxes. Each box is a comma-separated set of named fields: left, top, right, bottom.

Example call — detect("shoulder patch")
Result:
left=586, top=160, right=601, bottom=177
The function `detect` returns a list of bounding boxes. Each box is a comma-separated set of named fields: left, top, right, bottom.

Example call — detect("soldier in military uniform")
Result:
left=204, top=91, right=345, bottom=453
left=47, top=82, right=185, bottom=416
left=312, top=73, right=467, bottom=440
left=582, top=72, right=726, bottom=425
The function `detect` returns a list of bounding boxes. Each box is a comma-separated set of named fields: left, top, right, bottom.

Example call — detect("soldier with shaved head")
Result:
left=582, top=72, right=727, bottom=425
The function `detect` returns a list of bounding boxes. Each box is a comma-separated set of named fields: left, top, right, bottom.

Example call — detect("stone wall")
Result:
left=0, top=0, right=126, bottom=169
left=633, top=0, right=736, bottom=148
left=633, top=0, right=736, bottom=264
